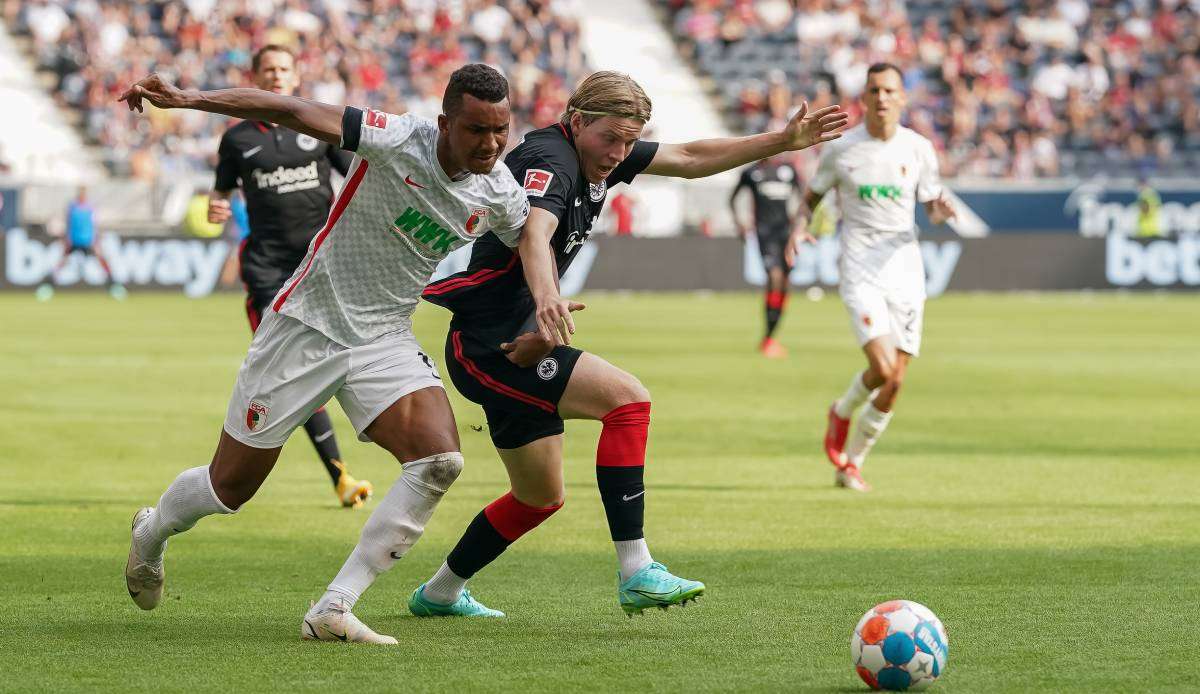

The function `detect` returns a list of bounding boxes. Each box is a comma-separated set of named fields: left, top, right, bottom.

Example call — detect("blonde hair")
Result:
left=563, top=71, right=652, bottom=124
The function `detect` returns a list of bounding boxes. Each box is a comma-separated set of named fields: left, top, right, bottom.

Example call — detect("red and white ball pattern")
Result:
left=851, top=600, right=949, bottom=691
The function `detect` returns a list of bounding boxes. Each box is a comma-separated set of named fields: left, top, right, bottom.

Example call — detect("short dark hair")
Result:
left=867, top=62, right=903, bottom=81
left=443, top=64, right=510, bottom=117
left=252, top=44, right=295, bottom=72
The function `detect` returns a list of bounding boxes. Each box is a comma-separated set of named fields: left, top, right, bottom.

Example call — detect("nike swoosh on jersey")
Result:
left=404, top=175, right=426, bottom=189
left=242, top=146, right=263, bottom=158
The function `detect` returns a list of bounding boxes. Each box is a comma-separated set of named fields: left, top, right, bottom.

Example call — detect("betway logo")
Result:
left=3, top=228, right=229, bottom=296
left=1106, top=233, right=1200, bottom=286
left=392, top=206, right=460, bottom=253
left=252, top=161, right=320, bottom=193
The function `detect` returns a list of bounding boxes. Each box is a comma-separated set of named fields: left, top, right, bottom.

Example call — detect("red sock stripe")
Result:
left=273, top=158, right=368, bottom=312
left=597, top=401, right=651, bottom=468
left=483, top=492, right=562, bottom=542
left=766, top=290, right=787, bottom=310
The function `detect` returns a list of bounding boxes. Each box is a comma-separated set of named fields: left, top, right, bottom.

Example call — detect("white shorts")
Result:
left=840, top=282, right=924, bottom=357
left=223, top=310, right=444, bottom=449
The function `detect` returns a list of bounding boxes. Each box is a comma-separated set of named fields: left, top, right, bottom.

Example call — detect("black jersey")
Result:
left=424, top=122, right=658, bottom=341
left=214, top=120, right=354, bottom=294
left=732, top=162, right=802, bottom=233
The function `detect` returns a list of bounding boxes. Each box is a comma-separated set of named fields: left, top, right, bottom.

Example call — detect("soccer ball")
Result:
left=851, top=600, right=948, bottom=691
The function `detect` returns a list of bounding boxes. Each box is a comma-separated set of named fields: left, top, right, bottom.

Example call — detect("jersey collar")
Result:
left=253, top=121, right=274, bottom=133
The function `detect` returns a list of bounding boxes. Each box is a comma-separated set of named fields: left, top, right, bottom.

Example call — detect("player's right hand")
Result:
left=785, top=224, right=817, bottom=266
left=534, top=295, right=586, bottom=346
left=118, top=74, right=187, bottom=113
left=501, top=333, right=555, bottom=368
left=208, top=198, right=232, bottom=224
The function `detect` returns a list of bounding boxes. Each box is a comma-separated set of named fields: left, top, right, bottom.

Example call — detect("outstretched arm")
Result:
left=119, top=74, right=345, bottom=146
left=644, top=102, right=848, bottom=179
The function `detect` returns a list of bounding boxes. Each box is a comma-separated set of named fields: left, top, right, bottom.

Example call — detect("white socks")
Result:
left=135, top=466, right=235, bottom=562
left=319, top=452, right=464, bottom=612
left=834, top=371, right=875, bottom=419
left=421, top=561, right=468, bottom=605
left=845, top=404, right=893, bottom=470
left=616, top=538, right=653, bottom=582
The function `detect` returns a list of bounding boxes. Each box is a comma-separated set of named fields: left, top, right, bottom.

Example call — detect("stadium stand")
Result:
left=9, top=0, right=589, bottom=178
left=660, top=0, right=1200, bottom=179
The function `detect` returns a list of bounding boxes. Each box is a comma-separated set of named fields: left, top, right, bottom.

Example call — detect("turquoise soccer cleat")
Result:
left=618, top=562, right=706, bottom=616
left=408, top=584, right=505, bottom=618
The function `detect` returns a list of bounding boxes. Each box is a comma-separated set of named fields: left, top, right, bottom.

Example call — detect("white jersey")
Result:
left=274, top=109, right=529, bottom=347
left=809, top=124, right=942, bottom=293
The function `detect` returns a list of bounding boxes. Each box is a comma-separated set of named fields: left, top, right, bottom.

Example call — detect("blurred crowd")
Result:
left=664, top=0, right=1200, bottom=179
left=11, top=0, right=587, bottom=179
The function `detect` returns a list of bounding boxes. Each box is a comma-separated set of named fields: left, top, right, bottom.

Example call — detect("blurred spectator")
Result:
left=665, top=0, right=1200, bottom=179
left=14, top=0, right=590, bottom=177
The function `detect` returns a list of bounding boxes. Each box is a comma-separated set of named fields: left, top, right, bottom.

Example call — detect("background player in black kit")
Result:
left=730, top=156, right=808, bottom=359
left=412, top=71, right=847, bottom=618
left=207, top=45, right=372, bottom=509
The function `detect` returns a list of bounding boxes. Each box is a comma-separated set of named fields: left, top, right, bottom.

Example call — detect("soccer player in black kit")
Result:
left=730, top=156, right=807, bottom=359
left=208, top=45, right=372, bottom=508
left=409, top=71, right=848, bottom=618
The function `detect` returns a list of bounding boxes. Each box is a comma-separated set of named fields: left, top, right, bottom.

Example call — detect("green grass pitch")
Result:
left=1, top=291, right=1197, bottom=692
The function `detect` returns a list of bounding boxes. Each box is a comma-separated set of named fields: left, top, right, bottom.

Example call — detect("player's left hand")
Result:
left=783, top=101, right=850, bottom=151
left=534, top=295, right=586, bottom=346
left=928, top=195, right=957, bottom=225
left=501, top=332, right=556, bottom=368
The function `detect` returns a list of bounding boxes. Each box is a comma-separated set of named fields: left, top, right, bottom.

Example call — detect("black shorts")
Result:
left=443, top=328, right=583, bottom=449
left=756, top=227, right=791, bottom=272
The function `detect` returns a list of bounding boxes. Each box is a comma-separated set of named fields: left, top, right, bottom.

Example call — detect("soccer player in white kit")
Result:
left=787, top=63, right=956, bottom=492
left=117, top=65, right=533, bottom=643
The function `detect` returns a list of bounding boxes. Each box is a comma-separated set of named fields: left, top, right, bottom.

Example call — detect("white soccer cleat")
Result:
left=835, top=464, right=871, bottom=492
left=302, top=600, right=398, bottom=645
left=125, top=507, right=165, bottom=610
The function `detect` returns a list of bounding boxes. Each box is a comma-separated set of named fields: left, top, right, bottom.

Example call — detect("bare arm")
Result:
left=502, top=207, right=586, bottom=367
left=119, top=74, right=345, bottom=145
left=784, top=189, right=826, bottom=265
left=644, top=102, right=849, bottom=179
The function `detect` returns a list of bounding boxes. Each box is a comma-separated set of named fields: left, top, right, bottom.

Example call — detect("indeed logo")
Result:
left=252, top=161, right=320, bottom=192
left=1106, top=233, right=1200, bottom=286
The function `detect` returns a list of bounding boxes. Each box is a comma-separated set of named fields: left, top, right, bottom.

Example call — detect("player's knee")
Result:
left=516, top=486, right=566, bottom=509
left=613, top=373, right=651, bottom=409
left=401, top=451, right=464, bottom=496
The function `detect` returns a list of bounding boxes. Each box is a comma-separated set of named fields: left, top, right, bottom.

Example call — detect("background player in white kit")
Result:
left=787, top=63, right=956, bottom=492
left=117, top=65, right=530, bottom=643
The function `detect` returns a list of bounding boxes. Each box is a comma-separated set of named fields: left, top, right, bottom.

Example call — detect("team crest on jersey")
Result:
left=537, top=357, right=559, bottom=381
left=366, top=109, right=387, bottom=129
left=465, top=208, right=489, bottom=235
left=862, top=315, right=872, bottom=327
left=900, top=165, right=908, bottom=177
left=589, top=180, right=606, bottom=202
left=296, top=133, right=319, bottom=151
left=246, top=400, right=270, bottom=432
left=524, top=169, right=553, bottom=197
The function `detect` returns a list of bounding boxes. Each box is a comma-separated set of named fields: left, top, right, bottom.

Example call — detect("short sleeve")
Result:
left=733, top=167, right=752, bottom=194
left=340, top=106, right=418, bottom=164
left=808, top=144, right=839, bottom=196
left=510, top=152, right=573, bottom=220
left=490, top=179, right=531, bottom=248
left=915, top=139, right=943, bottom=203
left=214, top=131, right=239, bottom=191
left=607, top=140, right=659, bottom=186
